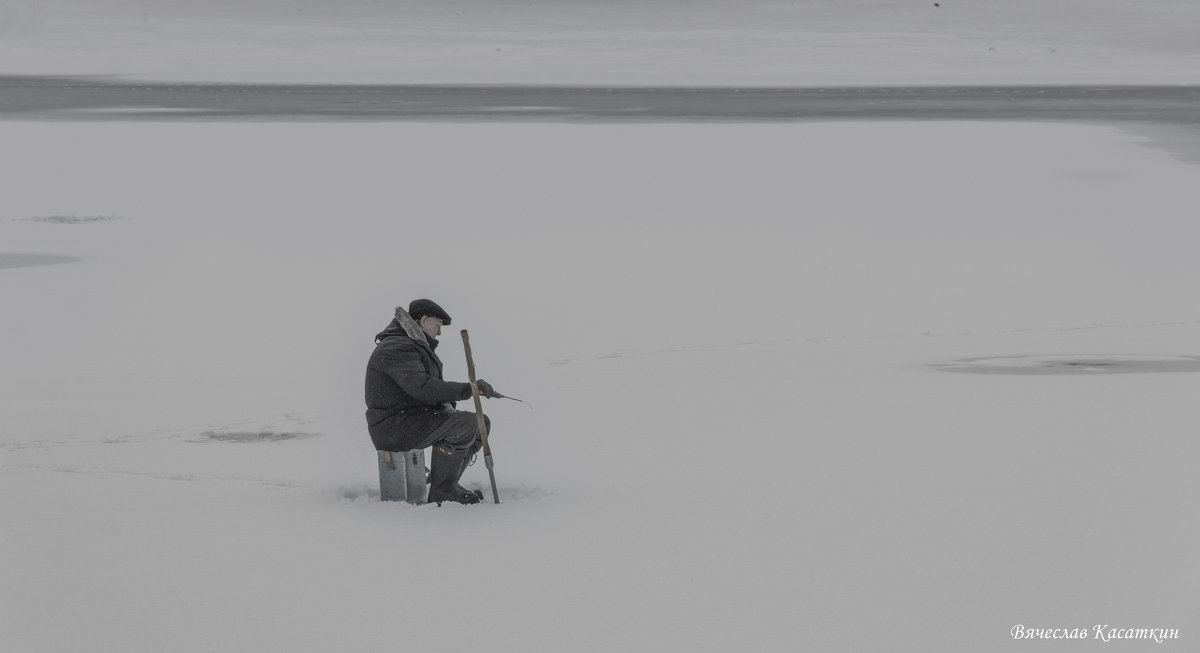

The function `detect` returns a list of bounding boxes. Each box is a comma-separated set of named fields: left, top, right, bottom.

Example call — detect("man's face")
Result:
left=419, top=316, right=443, bottom=339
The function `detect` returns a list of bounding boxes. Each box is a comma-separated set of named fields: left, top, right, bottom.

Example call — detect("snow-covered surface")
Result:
left=4, top=2, right=1200, bottom=652
left=4, top=119, right=1199, bottom=652
left=2, top=0, right=1200, bottom=85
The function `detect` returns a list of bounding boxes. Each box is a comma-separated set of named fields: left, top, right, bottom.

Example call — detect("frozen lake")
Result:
left=5, top=0, right=1200, bottom=647
left=4, top=114, right=1198, bottom=652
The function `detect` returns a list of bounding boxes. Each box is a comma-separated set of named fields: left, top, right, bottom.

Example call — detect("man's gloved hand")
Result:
left=475, top=379, right=497, bottom=398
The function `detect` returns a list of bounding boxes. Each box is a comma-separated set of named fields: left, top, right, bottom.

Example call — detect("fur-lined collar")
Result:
left=374, top=307, right=434, bottom=348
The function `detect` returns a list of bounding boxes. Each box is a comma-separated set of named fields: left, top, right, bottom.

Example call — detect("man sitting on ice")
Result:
left=364, top=299, right=497, bottom=505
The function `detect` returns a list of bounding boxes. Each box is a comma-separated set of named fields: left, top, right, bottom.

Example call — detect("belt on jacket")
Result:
left=396, top=405, right=446, bottom=415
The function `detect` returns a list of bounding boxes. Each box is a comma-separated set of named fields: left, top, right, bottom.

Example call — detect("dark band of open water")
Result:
left=2, top=76, right=1199, bottom=123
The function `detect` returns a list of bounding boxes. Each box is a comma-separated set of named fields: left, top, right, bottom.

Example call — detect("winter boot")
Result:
left=427, top=445, right=481, bottom=506
left=456, top=455, right=485, bottom=502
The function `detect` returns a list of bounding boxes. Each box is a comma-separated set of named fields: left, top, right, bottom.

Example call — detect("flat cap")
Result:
left=408, top=298, right=452, bottom=325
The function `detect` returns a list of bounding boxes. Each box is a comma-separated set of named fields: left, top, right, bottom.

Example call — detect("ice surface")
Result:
left=3, top=118, right=1199, bottom=652
left=1, top=0, right=1200, bottom=84
left=3, top=1, right=1200, bottom=651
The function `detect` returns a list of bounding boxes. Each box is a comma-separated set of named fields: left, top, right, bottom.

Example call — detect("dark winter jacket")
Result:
left=364, top=309, right=474, bottom=451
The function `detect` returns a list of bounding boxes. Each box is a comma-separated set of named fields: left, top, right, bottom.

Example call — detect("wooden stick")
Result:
left=461, top=329, right=499, bottom=504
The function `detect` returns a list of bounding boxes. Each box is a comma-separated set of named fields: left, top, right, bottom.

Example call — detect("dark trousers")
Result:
left=415, top=410, right=489, bottom=457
